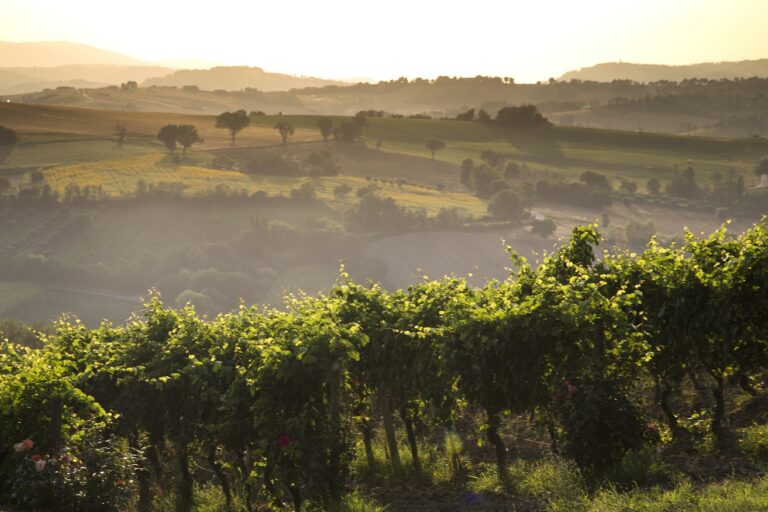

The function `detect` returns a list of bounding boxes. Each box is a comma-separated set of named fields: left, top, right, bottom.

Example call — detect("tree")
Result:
left=317, top=118, right=333, bottom=142
left=176, top=125, right=203, bottom=156
left=620, top=180, right=638, bottom=193
left=531, top=218, right=556, bottom=238
left=157, top=124, right=179, bottom=155
left=334, top=122, right=362, bottom=143
left=216, top=110, right=250, bottom=144
left=646, top=178, right=661, bottom=195
left=456, top=109, right=475, bottom=121
left=460, top=158, right=474, bottom=187
left=495, top=105, right=551, bottom=129
left=0, top=126, right=17, bottom=164
left=487, top=188, right=527, bottom=220
left=115, top=123, right=127, bottom=147
left=580, top=171, right=611, bottom=190
left=425, top=139, right=445, bottom=159
left=477, top=109, right=491, bottom=122
left=274, top=122, right=295, bottom=144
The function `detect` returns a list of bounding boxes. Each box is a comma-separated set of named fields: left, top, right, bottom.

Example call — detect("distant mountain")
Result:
left=560, top=59, right=768, bottom=83
left=142, top=66, right=346, bottom=91
left=0, top=65, right=173, bottom=95
left=0, top=41, right=146, bottom=67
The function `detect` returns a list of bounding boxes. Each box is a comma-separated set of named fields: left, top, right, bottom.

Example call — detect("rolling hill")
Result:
left=141, top=66, right=348, bottom=91
left=560, top=59, right=768, bottom=82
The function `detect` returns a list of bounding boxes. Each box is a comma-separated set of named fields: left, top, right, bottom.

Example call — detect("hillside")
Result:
left=0, top=65, right=173, bottom=95
left=0, top=40, right=145, bottom=67
left=560, top=59, right=768, bottom=82
left=142, top=65, right=347, bottom=91
left=1, top=103, right=766, bottom=324
left=9, top=75, right=768, bottom=137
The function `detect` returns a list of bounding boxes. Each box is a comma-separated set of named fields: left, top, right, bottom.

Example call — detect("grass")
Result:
left=5, top=103, right=766, bottom=190
left=38, top=154, right=488, bottom=217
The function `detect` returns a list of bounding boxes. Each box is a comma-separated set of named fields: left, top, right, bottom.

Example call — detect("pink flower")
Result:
left=34, top=459, right=46, bottom=472
left=278, top=434, right=291, bottom=448
left=22, top=439, right=34, bottom=450
left=13, top=443, right=25, bottom=453
left=31, top=454, right=41, bottom=462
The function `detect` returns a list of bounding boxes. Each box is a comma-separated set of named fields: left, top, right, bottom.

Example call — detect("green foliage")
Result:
left=425, top=138, right=445, bottom=159
left=495, top=104, right=551, bottom=129
left=274, top=121, right=295, bottom=144
left=531, top=218, right=557, bottom=238
left=487, top=188, right=527, bottom=220
left=215, top=110, right=250, bottom=143
left=1, top=221, right=768, bottom=510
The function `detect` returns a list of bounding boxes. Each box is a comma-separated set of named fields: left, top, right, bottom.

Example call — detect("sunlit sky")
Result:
left=3, top=0, right=768, bottom=83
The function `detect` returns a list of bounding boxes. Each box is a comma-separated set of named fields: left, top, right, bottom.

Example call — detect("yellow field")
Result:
left=42, top=154, right=488, bottom=217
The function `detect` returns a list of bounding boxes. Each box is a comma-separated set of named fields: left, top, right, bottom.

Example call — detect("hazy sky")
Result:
left=3, top=0, right=768, bottom=82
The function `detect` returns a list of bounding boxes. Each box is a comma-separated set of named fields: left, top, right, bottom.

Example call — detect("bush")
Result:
left=334, top=183, right=353, bottom=198
left=646, top=178, right=661, bottom=195
left=345, top=194, right=424, bottom=232
left=30, top=170, right=45, bottom=183
left=531, top=218, right=556, bottom=238
left=290, top=182, right=317, bottom=201
left=306, top=151, right=341, bottom=177
left=536, top=179, right=612, bottom=209
left=580, top=171, right=612, bottom=190
left=245, top=156, right=301, bottom=176
left=488, top=188, right=527, bottom=220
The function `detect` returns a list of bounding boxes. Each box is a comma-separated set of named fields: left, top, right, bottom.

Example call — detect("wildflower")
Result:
left=22, top=439, right=34, bottom=450
left=59, top=454, right=71, bottom=465
left=13, top=443, right=25, bottom=453
left=35, top=459, right=46, bottom=472
left=31, top=454, right=41, bottom=462
left=116, top=479, right=125, bottom=487
left=278, top=434, right=291, bottom=448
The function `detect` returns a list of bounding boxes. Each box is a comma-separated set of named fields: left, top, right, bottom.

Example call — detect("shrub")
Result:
left=290, top=182, right=317, bottom=201
left=305, top=151, right=340, bottom=177
left=488, top=188, right=527, bottom=220
left=531, top=218, right=556, bottom=237
left=30, top=170, right=44, bottom=183
left=646, top=178, right=661, bottom=195
left=334, top=183, right=353, bottom=198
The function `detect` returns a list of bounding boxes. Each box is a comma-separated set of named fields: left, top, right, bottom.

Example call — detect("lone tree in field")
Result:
left=0, top=126, right=18, bottom=163
left=157, top=124, right=179, bottom=155
left=274, top=122, right=295, bottom=144
left=425, top=139, right=446, bottom=159
left=317, top=117, right=333, bottom=142
left=115, top=123, right=127, bottom=147
left=216, top=110, right=250, bottom=144
left=176, top=125, right=203, bottom=156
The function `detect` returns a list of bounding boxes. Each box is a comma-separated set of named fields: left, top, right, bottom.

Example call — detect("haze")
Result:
left=3, top=0, right=768, bottom=82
